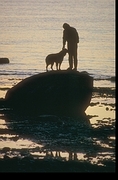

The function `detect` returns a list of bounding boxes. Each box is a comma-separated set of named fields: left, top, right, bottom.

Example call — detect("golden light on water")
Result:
left=0, top=138, right=43, bottom=150
left=86, top=104, right=115, bottom=124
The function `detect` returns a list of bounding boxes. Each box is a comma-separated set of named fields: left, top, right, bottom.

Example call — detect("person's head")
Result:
left=63, top=23, right=70, bottom=30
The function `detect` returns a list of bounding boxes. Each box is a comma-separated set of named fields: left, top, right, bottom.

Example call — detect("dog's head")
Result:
left=61, top=48, right=68, bottom=56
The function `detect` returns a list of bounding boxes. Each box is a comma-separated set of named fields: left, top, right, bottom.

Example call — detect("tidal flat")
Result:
left=0, top=85, right=115, bottom=172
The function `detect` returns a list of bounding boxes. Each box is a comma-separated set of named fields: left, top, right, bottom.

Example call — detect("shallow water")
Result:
left=0, top=0, right=115, bottom=79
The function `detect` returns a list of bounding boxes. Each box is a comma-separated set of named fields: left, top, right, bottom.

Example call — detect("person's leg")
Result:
left=68, top=53, right=73, bottom=69
left=67, top=44, right=73, bottom=70
left=73, top=44, right=78, bottom=70
left=73, top=57, right=77, bottom=70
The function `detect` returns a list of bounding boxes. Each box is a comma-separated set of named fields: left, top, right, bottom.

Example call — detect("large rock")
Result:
left=0, top=58, right=9, bottom=64
left=5, top=70, right=93, bottom=117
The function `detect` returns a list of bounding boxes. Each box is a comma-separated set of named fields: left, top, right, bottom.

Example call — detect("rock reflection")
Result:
left=69, top=152, right=78, bottom=161
left=2, top=111, right=92, bottom=155
left=0, top=110, right=115, bottom=169
left=29, top=150, right=85, bottom=162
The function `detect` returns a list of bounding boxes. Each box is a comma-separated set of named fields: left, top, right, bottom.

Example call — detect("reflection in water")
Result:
left=30, top=151, right=86, bottom=162
left=0, top=110, right=115, bottom=172
left=69, top=152, right=77, bottom=161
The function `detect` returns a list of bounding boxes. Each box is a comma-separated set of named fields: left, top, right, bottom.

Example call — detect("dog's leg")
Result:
left=46, top=64, right=48, bottom=72
left=56, top=62, right=58, bottom=70
left=58, top=62, right=62, bottom=70
left=51, top=63, right=54, bottom=71
left=59, top=63, right=62, bottom=70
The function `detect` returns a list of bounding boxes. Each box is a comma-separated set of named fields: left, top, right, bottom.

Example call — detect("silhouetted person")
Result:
left=62, top=23, right=79, bottom=70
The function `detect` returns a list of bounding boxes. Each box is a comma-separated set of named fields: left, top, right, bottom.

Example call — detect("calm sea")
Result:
left=0, top=0, right=115, bottom=98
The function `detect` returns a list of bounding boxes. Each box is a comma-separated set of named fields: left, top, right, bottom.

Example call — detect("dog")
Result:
left=45, top=48, right=68, bottom=71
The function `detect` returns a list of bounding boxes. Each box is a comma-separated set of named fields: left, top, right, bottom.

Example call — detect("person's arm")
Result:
left=76, top=30, right=79, bottom=43
left=77, top=32, right=79, bottom=43
left=62, top=30, right=66, bottom=49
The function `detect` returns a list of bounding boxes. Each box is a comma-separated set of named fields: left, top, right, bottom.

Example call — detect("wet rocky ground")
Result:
left=0, top=86, right=116, bottom=172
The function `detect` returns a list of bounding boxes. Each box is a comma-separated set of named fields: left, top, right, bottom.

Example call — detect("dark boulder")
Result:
left=5, top=70, right=93, bottom=117
left=0, top=58, right=9, bottom=64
